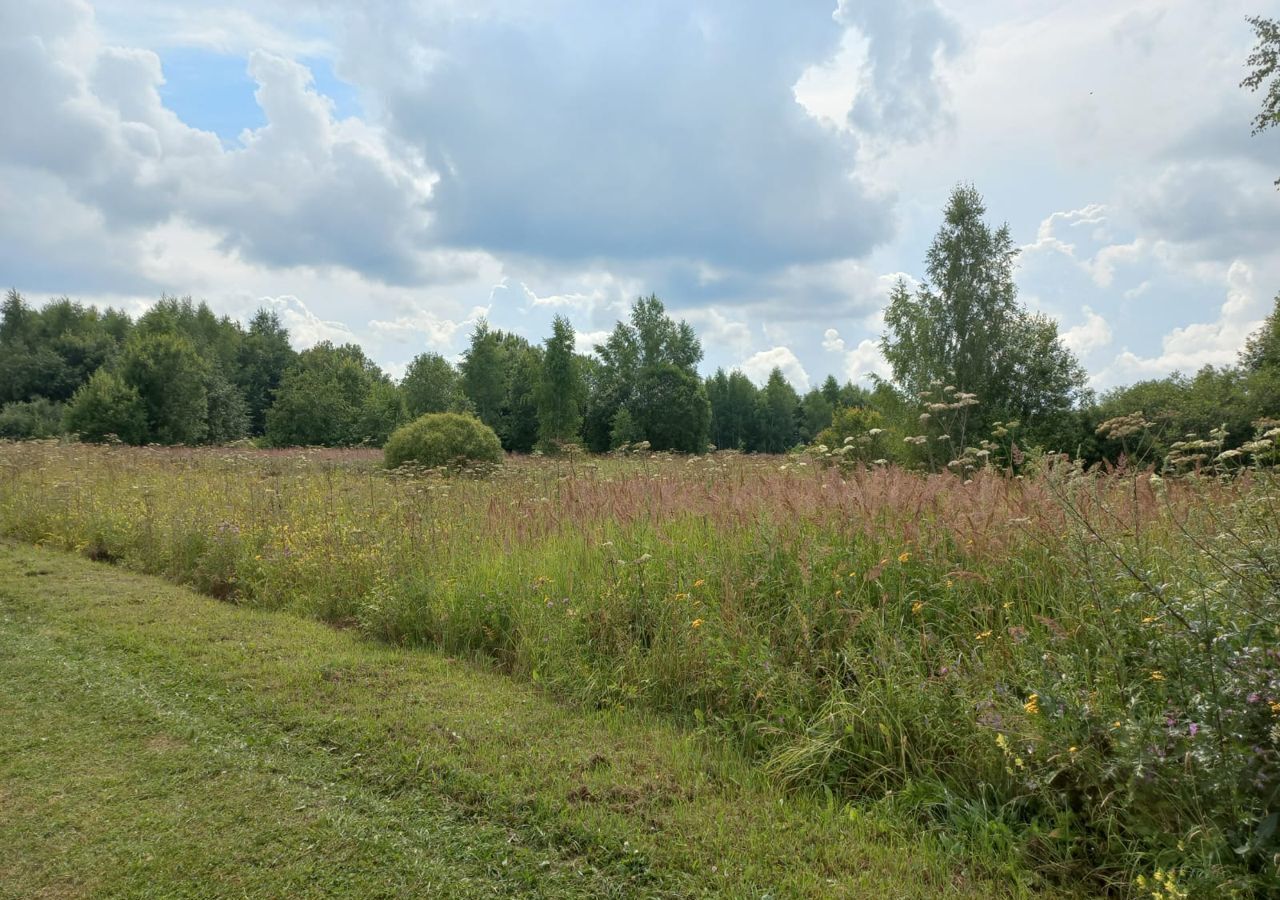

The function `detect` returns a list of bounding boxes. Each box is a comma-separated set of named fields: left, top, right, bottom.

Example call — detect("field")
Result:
left=2, top=442, right=1278, bottom=895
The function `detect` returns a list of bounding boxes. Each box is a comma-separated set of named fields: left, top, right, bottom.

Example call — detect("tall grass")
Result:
left=1, top=440, right=1276, bottom=894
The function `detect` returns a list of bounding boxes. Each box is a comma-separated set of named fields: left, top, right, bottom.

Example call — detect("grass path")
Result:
left=0, top=542, right=1030, bottom=898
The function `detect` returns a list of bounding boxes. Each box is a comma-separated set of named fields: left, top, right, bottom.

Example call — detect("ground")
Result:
left=0, top=542, right=1031, bottom=899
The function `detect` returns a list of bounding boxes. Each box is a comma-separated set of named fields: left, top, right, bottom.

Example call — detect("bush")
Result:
left=0, top=398, right=65, bottom=439
left=383, top=412, right=503, bottom=470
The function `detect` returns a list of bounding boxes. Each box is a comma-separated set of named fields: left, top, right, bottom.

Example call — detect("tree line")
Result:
left=2, top=186, right=1278, bottom=466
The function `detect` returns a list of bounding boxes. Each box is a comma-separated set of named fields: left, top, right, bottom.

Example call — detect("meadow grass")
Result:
left=0, top=541, right=1012, bottom=898
left=1, top=441, right=1277, bottom=894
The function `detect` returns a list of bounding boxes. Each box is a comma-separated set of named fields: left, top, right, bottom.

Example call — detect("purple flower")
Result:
left=1248, top=692, right=1261, bottom=704
left=1188, top=722, right=1199, bottom=737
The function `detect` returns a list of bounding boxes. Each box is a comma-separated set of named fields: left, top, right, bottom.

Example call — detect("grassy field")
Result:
left=1, top=442, right=1278, bottom=894
left=1, top=540, right=1015, bottom=898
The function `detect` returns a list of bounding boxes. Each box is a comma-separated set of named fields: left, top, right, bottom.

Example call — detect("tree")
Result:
left=501, top=343, right=543, bottom=453
left=64, top=370, right=147, bottom=444
left=631, top=362, right=710, bottom=453
left=755, top=368, right=800, bottom=453
left=1242, top=293, right=1280, bottom=373
left=204, top=369, right=250, bottom=444
left=881, top=184, right=1087, bottom=445
left=265, top=342, right=395, bottom=447
left=799, top=387, right=835, bottom=443
left=119, top=331, right=210, bottom=444
left=586, top=295, right=709, bottom=453
left=0, top=291, right=128, bottom=404
left=402, top=352, right=462, bottom=417
left=1243, top=15, right=1280, bottom=184
left=460, top=320, right=508, bottom=430
left=536, top=315, right=584, bottom=451
left=237, top=309, right=295, bottom=435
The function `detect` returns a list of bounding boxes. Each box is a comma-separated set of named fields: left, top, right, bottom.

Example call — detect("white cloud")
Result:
left=682, top=308, right=753, bottom=357
left=822, top=328, right=846, bottom=353
left=574, top=330, right=611, bottom=355
left=741, top=347, right=811, bottom=392
left=1097, top=261, right=1266, bottom=385
left=843, top=338, right=892, bottom=386
left=369, top=305, right=488, bottom=348
left=266, top=295, right=358, bottom=350
left=1060, top=306, right=1113, bottom=356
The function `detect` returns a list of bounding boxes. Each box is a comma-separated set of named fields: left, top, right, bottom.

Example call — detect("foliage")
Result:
left=0, top=290, right=129, bottom=404
left=236, top=308, right=296, bottom=435
left=264, top=342, right=399, bottom=447
left=1243, top=15, right=1280, bottom=183
left=881, top=185, right=1087, bottom=444
left=0, top=398, right=65, bottom=439
left=63, top=370, right=147, bottom=443
left=812, top=406, right=890, bottom=465
left=383, top=412, right=503, bottom=470
left=118, top=331, right=211, bottom=444
left=6, top=445, right=1280, bottom=894
left=755, top=367, right=800, bottom=453
left=536, top=315, right=584, bottom=452
left=402, top=351, right=463, bottom=417
left=588, top=296, right=709, bottom=453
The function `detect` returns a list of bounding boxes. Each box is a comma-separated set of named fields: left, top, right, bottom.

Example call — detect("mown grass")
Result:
left=1, top=441, right=1277, bottom=894
left=0, top=541, right=1015, bottom=898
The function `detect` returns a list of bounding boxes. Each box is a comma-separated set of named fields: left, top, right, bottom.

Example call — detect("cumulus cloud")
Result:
left=1097, top=261, right=1267, bottom=385
left=822, top=328, right=846, bottom=352
left=266, top=295, right=359, bottom=349
left=843, top=338, right=892, bottom=385
left=0, top=0, right=435, bottom=285
left=834, top=0, right=963, bottom=143
left=1060, top=306, right=1113, bottom=356
left=741, top=347, right=811, bottom=392
left=345, top=1, right=909, bottom=269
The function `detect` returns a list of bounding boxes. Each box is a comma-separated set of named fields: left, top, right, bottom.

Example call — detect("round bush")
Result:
left=383, top=412, right=503, bottom=470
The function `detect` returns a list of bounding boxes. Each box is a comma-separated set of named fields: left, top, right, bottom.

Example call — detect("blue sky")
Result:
left=2, top=0, right=1277, bottom=391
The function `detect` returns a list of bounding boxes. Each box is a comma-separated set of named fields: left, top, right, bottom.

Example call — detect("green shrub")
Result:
left=383, top=412, right=503, bottom=470
left=0, top=398, right=65, bottom=439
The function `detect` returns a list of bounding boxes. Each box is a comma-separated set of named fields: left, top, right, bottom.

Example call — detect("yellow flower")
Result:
left=1023, top=693, right=1040, bottom=715
left=898, top=551, right=911, bottom=563
left=975, top=630, right=992, bottom=640
left=994, top=733, right=1008, bottom=751
left=847, top=571, right=857, bottom=579
left=911, top=600, right=924, bottom=615
left=835, top=589, right=844, bottom=598
left=691, top=618, right=704, bottom=629
left=945, top=579, right=954, bottom=589
left=1150, top=670, right=1165, bottom=681
left=1068, top=746, right=1079, bottom=754
left=693, top=579, right=706, bottom=588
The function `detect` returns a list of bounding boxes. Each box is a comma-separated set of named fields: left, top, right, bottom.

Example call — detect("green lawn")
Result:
left=0, top=542, right=1034, bottom=899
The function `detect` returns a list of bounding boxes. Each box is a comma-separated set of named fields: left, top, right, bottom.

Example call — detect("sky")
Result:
left=3, top=0, right=1278, bottom=392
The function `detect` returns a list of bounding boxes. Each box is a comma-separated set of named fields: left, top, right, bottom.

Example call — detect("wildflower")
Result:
left=994, top=733, right=1008, bottom=751
left=1270, top=699, right=1280, bottom=715
left=693, top=579, right=706, bottom=588
left=1150, top=670, right=1165, bottom=681
left=848, top=571, right=857, bottom=579
left=1068, top=746, right=1079, bottom=754
left=975, top=630, right=992, bottom=640
left=897, top=551, right=910, bottom=563
left=691, top=619, right=704, bottom=629
left=945, top=579, right=954, bottom=589
left=911, top=600, right=924, bottom=615
left=835, top=589, right=843, bottom=598
left=1023, top=693, right=1040, bottom=715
